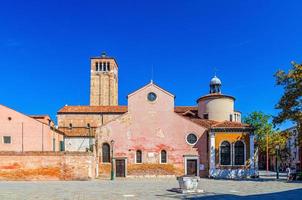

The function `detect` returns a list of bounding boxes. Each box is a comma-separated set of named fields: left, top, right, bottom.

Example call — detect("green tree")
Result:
left=273, top=61, right=302, bottom=137
left=243, top=111, right=288, bottom=155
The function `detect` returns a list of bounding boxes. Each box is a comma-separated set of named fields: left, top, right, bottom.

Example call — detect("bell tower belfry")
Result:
left=90, top=52, right=118, bottom=106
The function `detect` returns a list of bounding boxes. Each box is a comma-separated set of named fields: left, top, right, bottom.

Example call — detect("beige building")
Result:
left=90, top=52, right=118, bottom=106
left=57, top=52, right=123, bottom=151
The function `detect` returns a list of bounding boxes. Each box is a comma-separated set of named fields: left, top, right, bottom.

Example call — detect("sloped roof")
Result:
left=174, top=106, right=198, bottom=113
left=57, top=106, right=128, bottom=114
left=180, top=114, right=252, bottom=129
left=212, top=121, right=250, bottom=128
left=58, top=105, right=198, bottom=114
left=58, top=127, right=96, bottom=137
left=127, top=82, right=175, bottom=98
left=197, top=93, right=235, bottom=102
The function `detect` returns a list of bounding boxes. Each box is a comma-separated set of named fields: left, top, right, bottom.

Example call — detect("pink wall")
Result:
left=97, top=83, right=208, bottom=176
left=0, top=105, right=63, bottom=152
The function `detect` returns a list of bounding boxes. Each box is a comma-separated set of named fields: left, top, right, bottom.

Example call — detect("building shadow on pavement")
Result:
left=157, top=188, right=302, bottom=199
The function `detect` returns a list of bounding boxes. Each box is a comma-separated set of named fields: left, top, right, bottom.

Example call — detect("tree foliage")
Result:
left=244, top=111, right=288, bottom=155
left=273, top=61, right=302, bottom=136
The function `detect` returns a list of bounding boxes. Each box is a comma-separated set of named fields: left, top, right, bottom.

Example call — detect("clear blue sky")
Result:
left=0, top=0, right=301, bottom=129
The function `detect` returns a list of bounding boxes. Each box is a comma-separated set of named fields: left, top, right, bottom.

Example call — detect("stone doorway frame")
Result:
left=184, top=155, right=200, bottom=177
left=114, top=157, right=127, bottom=178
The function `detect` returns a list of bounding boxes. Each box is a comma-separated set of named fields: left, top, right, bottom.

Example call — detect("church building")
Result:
left=57, top=53, right=256, bottom=179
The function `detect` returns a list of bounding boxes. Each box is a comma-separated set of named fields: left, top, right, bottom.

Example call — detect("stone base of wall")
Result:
left=128, top=164, right=183, bottom=176
left=127, top=175, right=176, bottom=178
left=209, top=168, right=255, bottom=179
left=98, top=163, right=184, bottom=178
left=0, top=152, right=96, bottom=181
left=98, top=163, right=111, bottom=178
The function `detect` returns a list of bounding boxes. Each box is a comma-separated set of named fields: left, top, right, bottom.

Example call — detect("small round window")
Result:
left=186, top=133, right=198, bottom=145
left=147, top=92, right=157, bottom=102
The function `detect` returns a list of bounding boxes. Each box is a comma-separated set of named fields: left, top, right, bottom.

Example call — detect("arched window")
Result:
left=102, top=143, right=110, bottom=163
left=220, top=141, right=231, bottom=165
left=234, top=141, right=245, bottom=165
left=136, top=150, right=142, bottom=163
left=161, top=150, right=167, bottom=163
left=95, top=62, right=99, bottom=71
left=107, top=62, right=110, bottom=71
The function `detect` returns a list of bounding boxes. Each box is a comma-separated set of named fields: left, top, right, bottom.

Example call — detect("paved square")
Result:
left=0, top=178, right=301, bottom=200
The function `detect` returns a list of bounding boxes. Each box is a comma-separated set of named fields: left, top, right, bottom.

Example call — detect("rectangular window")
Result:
left=230, top=114, right=233, bottom=122
left=60, top=141, right=65, bottom=151
left=3, top=136, right=11, bottom=144
left=53, top=138, right=56, bottom=151
left=203, top=114, right=209, bottom=119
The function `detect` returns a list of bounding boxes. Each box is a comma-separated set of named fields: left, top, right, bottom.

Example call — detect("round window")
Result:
left=186, top=133, right=198, bottom=145
left=147, top=92, right=157, bottom=102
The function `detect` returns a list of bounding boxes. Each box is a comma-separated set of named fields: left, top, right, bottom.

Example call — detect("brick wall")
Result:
left=0, top=152, right=96, bottom=180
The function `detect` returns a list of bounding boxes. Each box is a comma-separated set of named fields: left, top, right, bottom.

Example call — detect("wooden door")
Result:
left=115, top=159, right=126, bottom=177
left=186, top=159, right=197, bottom=176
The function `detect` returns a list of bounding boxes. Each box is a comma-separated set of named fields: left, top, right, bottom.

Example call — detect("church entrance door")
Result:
left=115, top=159, right=126, bottom=177
left=186, top=159, right=198, bottom=176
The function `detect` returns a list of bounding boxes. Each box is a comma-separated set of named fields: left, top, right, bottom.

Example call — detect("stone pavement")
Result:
left=0, top=177, right=301, bottom=200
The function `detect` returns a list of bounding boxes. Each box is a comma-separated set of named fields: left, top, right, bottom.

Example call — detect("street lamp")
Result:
left=275, top=144, right=280, bottom=179
left=110, top=139, right=115, bottom=180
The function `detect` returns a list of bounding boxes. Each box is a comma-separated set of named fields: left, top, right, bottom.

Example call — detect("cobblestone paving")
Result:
left=0, top=178, right=301, bottom=200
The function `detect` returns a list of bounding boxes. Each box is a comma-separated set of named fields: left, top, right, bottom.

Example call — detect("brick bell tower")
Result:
left=90, top=52, right=118, bottom=106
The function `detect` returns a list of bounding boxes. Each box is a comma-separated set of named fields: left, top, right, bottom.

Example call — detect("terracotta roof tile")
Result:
left=212, top=121, right=251, bottom=128
left=180, top=114, right=218, bottom=128
left=57, top=106, right=128, bottom=114
left=58, top=127, right=96, bottom=137
left=180, top=115, right=251, bottom=129
left=58, top=105, right=199, bottom=114
left=174, top=106, right=198, bottom=113
left=197, top=93, right=235, bottom=102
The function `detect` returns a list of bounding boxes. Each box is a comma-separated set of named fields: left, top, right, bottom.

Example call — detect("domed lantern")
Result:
left=210, top=75, right=222, bottom=94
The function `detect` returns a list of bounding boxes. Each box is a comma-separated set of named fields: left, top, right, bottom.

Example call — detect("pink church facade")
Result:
left=97, top=83, right=209, bottom=177
left=96, top=82, right=256, bottom=178
left=0, top=104, right=64, bottom=152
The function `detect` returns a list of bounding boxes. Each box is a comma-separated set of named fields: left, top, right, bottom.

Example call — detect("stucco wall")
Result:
left=198, top=97, right=234, bottom=122
left=0, top=152, right=96, bottom=180
left=0, top=105, right=63, bottom=152
left=97, top=84, right=209, bottom=177
left=57, top=113, right=121, bottom=128
left=65, top=137, right=95, bottom=152
left=215, top=132, right=250, bottom=168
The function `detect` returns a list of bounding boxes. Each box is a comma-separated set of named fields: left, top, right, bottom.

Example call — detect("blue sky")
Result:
left=0, top=0, right=301, bottom=129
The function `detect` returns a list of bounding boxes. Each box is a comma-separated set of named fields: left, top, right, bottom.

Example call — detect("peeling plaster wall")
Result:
left=0, top=152, right=96, bottom=180
left=97, top=84, right=209, bottom=177
left=65, top=137, right=95, bottom=152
